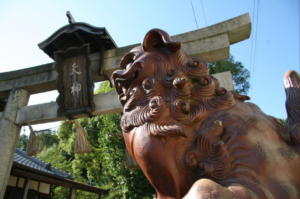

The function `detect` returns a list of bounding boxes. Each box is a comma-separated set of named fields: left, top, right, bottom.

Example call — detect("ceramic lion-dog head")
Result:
left=111, top=29, right=300, bottom=199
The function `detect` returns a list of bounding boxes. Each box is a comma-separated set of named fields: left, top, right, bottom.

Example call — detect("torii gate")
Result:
left=0, top=13, right=251, bottom=198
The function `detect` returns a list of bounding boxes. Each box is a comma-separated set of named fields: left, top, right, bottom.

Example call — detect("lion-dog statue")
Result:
left=110, top=29, right=300, bottom=199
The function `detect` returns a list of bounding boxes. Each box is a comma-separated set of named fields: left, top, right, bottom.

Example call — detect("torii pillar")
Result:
left=0, top=89, right=29, bottom=198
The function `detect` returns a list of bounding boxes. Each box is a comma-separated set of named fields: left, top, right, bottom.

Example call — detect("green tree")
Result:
left=95, top=81, right=115, bottom=93
left=17, top=134, right=28, bottom=150
left=38, top=143, right=72, bottom=175
left=37, top=144, right=74, bottom=199
left=96, top=113, right=155, bottom=198
left=55, top=81, right=155, bottom=198
left=208, top=55, right=250, bottom=95
left=17, top=131, right=59, bottom=153
left=36, top=131, right=59, bottom=152
left=277, top=118, right=286, bottom=125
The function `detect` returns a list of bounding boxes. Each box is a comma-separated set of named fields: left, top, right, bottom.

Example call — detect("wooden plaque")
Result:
left=54, top=44, right=95, bottom=117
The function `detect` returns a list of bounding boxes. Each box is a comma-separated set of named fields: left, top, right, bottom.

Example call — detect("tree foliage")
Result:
left=208, top=55, right=250, bottom=95
left=36, top=131, right=59, bottom=152
left=95, top=81, right=115, bottom=94
left=54, top=81, right=156, bottom=198
left=277, top=118, right=287, bottom=125
left=17, top=131, right=59, bottom=152
left=17, top=134, right=28, bottom=150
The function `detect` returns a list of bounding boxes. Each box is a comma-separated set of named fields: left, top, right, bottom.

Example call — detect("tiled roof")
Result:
left=14, top=148, right=72, bottom=179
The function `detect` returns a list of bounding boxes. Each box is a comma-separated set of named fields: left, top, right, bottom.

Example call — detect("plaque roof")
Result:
left=38, top=22, right=117, bottom=60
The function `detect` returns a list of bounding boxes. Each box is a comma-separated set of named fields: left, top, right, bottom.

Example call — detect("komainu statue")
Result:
left=110, top=29, right=300, bottom=199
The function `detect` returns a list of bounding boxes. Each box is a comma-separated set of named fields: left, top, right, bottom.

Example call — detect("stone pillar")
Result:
left=0, top=89, right=30, bottom=199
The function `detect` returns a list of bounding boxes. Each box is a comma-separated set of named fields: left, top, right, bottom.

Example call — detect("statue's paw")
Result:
left=183, top=179, right=254, bottom=199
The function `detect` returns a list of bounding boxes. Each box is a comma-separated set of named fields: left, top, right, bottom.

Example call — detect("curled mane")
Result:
left=112, top=29, right=236, bottom=138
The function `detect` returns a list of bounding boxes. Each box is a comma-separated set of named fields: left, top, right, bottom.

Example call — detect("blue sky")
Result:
left=0, top=0, right=299, bottom=133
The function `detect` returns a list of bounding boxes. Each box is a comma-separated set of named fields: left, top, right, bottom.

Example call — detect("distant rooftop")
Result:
left=11, top=148, right=109, bottom=195
left=14, top=148, right=72, bottom=180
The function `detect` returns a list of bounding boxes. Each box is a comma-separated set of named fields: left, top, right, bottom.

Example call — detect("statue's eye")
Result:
left=189, top=61, right=198, bottom=67
left=167, top=69, right=176, bottom=77
left=188, top=58, right=200, bottom=67
left=143, top=78, right=153, bottom=90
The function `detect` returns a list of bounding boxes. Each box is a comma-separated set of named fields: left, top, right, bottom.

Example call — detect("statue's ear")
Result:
left=142, top=29, right=181, bottom=52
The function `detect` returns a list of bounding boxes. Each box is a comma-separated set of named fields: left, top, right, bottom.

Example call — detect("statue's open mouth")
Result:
left=111, top=62, right=143, bottom=107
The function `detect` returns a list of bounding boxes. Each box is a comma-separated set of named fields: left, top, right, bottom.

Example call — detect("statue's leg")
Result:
left=183, top=179, right=256, bottom=199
